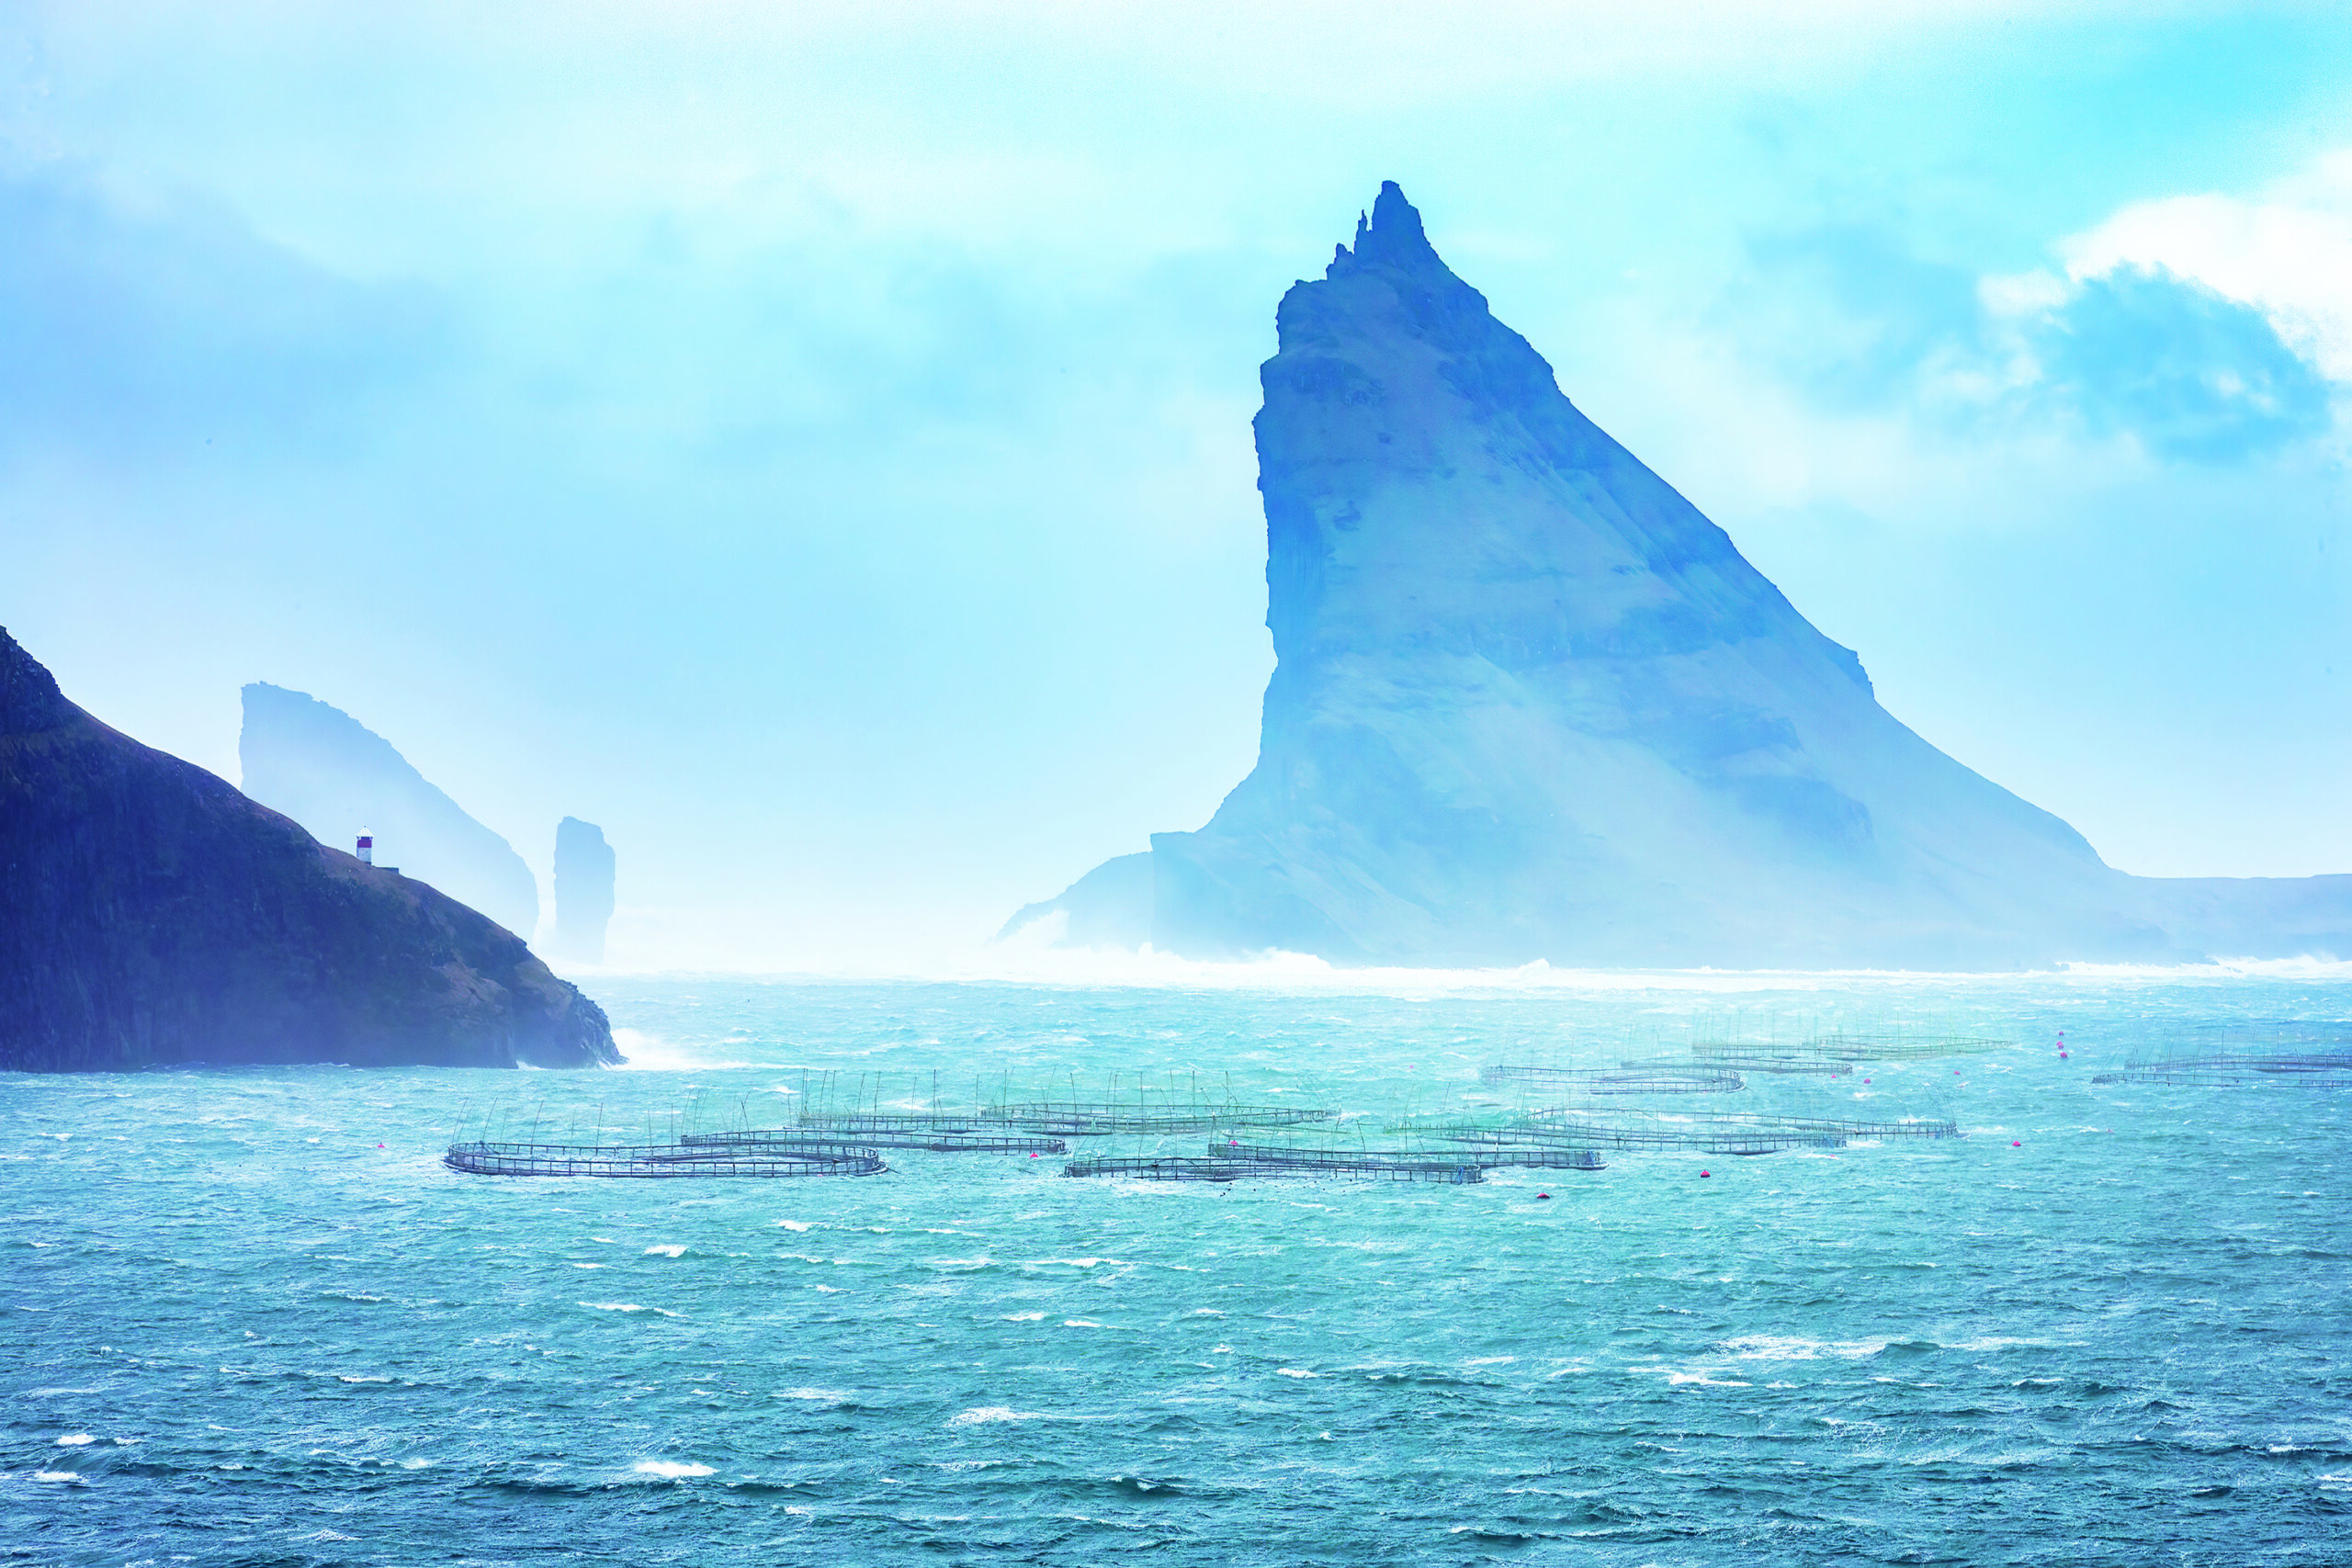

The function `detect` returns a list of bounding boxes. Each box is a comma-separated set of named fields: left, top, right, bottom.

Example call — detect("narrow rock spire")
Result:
left=1352, top=179, right=1436, bottom=269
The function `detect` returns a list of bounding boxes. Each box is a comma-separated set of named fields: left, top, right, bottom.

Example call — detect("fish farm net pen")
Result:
left=1215, top=1140, right=1607, bottom=1171
left=1063, top=1156, right=1485, bottom=1184
left=683, top=1129, right=1070, bottom=1154
left=977, top=1102, right=1336, bottom=1133
left=654, top=1136, right=919, bottom=1160
left=1479, top=1066, right=1746, bottom=1094
left=1792, top=1034, right=2016, bottom=1061
left=1632, top=1051, right=1856, bottom=1077
left=2092, top=1062, right=2352, bottom=1086
left=792, top=1112, right=1003, bottom=1133
left=448, top=1140, right=892, bottom=1163
left=2126, top=1052, right=2352, bottom=1072
left=1420, top=1122, right=1849, bottom=1155
left=1525, top=1109, right=1962, bottom=1138
left=443, top=1143, right=888, bottom=1179
left=786, top=1105, right=1332, bottom=1135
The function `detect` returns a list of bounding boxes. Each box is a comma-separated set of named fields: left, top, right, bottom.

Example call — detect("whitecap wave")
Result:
left=1720, top=1336, right=1888, bottom=1361
left=947, top=1405, right=1049, bottom=1427
left=632, top=1460, right=713, bottom=1479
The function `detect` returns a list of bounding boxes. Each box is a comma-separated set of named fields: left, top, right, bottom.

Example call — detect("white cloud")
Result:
left=2063, top=149, right=2352, bottom=381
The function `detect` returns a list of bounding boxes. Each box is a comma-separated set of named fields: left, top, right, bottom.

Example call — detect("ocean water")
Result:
left=6, top=970, right=2351, bottom=1566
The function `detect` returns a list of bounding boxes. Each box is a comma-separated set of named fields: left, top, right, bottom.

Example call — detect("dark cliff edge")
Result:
left=0, top=627, right=620, bottom=1070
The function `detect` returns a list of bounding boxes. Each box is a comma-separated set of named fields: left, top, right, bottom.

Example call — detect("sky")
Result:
left=4, top=1, right=2350, bottom=971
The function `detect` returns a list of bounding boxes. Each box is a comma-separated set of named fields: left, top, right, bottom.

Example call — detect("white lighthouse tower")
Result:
left=356, top=833, right=374, bottom=866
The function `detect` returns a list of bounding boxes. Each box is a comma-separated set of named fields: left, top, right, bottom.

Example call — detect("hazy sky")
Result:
left=5, top=2, right=2350, bottom=970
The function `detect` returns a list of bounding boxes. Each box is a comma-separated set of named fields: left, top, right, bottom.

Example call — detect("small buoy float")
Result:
left=377, top=1143, right=385, bottom=1149
left=1536, top=1192, right=1551, bottom=1201
left=1700, top=1170, right=1711, bottom=1179
left=2012, top=1140, right=2021, bottom=1146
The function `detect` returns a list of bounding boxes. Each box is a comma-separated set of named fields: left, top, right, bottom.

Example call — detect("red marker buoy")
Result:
left=1700, top=1170, right=1711, bottom=1179
left=2012, top=1140, right=2021, bottom=1146
left=1536, top=1192, right=1551, bottom=1201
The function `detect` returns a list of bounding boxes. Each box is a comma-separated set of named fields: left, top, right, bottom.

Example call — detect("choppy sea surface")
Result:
left=6, top=968, right=2352, bottom=1566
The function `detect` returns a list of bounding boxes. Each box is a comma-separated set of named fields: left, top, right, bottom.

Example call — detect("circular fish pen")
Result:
left=1065, top=1155, right=1484, bottom=1184
left=1217, top=1139, right=1605, bottom=1172
left=1791, top=1034, right=2014, bottom=1062
left=683, top=1128, right=1069, bottom=1155
left=1430, top=1121, right=1848, bottom=1156
left=1641, top=1049, right=1855, bottom=1077
left=443, top=1142, right=888, bottom=1179
left=984, top=1102, right=1334, bottom=1135
left=791, top=1112, right=1001, bottom=1134
left=786, top=1104, right=1333, bottom=1137
left=1531, top=1109, right=1957, bottom=1141
left=1480, top=1065, right=1746, bottom=1095
left=2093, top=1053, right=2352, bottom=1087
left=1408, top=1108, right=1959, bottom=1156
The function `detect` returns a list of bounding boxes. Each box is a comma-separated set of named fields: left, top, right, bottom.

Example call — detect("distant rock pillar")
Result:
left=550, top=818, right=616, bottom=965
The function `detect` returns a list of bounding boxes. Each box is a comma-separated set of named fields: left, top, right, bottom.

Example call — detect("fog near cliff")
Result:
left=3, top=5, right=2350, bottom=970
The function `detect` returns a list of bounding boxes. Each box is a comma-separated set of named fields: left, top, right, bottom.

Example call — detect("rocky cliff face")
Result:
left=239, top=683, right=541, bottom=938
left=1, top=628, right=619, bottom=1070
left=1010, top=184, right=2352, bottom=968
left=550, top=816, right=616, bottom=966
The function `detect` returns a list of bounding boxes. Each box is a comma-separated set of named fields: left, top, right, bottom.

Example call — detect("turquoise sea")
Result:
left=6, top=971, right=2351, bottom=1566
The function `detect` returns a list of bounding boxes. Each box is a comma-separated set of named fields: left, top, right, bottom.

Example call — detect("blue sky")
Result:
left=4, top=2, right=2349, bottom=969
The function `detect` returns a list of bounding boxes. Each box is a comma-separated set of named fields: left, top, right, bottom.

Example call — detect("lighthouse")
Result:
left=356, top=834, right=373, bottom=866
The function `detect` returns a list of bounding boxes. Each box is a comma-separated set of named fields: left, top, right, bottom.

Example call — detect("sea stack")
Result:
left=550, top=817, right=616, bottom=965
left=239, top=683, right=541, bottom=938
left=0, top=627, right=619, bottom=1070
left=1009, top=183, right=2352, bottom=967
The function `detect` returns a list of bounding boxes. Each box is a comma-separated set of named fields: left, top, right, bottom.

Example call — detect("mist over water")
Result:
left=7, top=972, right=2351, bottom=1564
